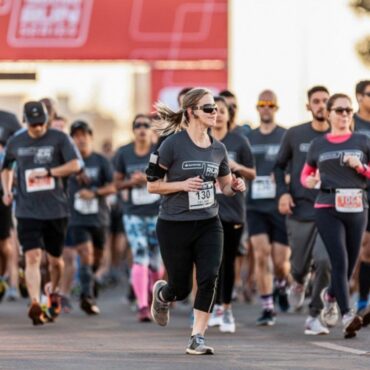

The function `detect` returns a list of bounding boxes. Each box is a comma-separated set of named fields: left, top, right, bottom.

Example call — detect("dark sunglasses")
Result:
left=134, top=122, right=151, bottom=129
left=193, top=104, right=218, bottom=114
left=331, top=107, right=353, bottom=115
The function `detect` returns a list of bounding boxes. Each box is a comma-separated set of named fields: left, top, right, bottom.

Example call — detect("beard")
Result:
left=313, top=114, right=326, bottom=122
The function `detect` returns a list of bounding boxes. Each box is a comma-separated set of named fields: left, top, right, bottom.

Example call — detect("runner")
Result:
left=147, top=88, right=245, bottom=354
left=61, top=120, right=115, bottom=315
left=274, top=86, right=332, bottom=335
left=0, top=101, right=81, bottom=325
left=0, top=110, right=22, bottom=301
left=301, top=93, right=370, bottom=338
left=114, top=114, right=163, bottom=322
left=246, top=90, right=290, bottom=326
left=353, top=80, right=370, bottom=323
left=209, top=95, right=255, bottom=333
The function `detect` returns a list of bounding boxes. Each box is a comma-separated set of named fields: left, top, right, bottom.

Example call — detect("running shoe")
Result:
left=6, top=287, right=19, bottom=302
left=186, top=334, right=214, bottom=355
left=0, top=279, right=8, bottom=302
left=208, top=304, right=223, bottom=327
left=342, top=311, right=363, bottom=339
left=151, top=280, right=170, bottom=327
left=276, top=286, right=290, bottom=312
left=256, top=309, right=276, bottom=326
left=28, top=302, right=47, bottom=326
left=219, top=308, right=236, bottom=333
left=61, top=295, right=73, bottom=313
left=47, top=292, right=62, bottom=319
left=358, top=305, right=370, bottom=327
left=80, top=295, right=100, bottom=315
left=304, top=316, right=329, bottom=335
left=289, top=281, right=305, bottom=311
left=138, top=306, right=151, bottom=322
left=320, top=288, right=339, bottom=327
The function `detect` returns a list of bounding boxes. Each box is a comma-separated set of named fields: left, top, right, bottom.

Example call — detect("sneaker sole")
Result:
left=361, top=309, right=370, bottom=327
left=304, top=329, right=329, bottom=335
left=28, top=305, right=45, bottom=326
left=344, top=316, right=362, bottom=338
left=219, top=325, right=236, bottom=333
left=320, top=289, right=339, bottom=327
left=256, top=320, right=275, bottom=327
left=186, top=348, right=214, bottom=355
left=151, top=280, right=169, bottom=327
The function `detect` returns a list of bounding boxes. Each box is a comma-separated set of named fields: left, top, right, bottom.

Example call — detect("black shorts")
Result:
left=66, top=225, right=107, bottom=250
left=17, top=218, right=68, bottom=257
left=110, top=207, right=124, bottom=234
left=247, top=209, right=288, bottom=245
left=0, top=194, right=13, bottom=240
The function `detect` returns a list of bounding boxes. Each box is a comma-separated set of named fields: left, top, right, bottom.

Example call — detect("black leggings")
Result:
left=215, top=221, right=244, bottom=305
left=156, top=217, right=223, bottom=313
left=315, top=208, right=367, bottom=315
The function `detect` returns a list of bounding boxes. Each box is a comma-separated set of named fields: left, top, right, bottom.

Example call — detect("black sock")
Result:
left=359, top=262, right=370, bottom=301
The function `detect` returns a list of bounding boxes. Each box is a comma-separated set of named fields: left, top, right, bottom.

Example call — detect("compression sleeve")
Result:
left=300, top=163, right=317, bottom=188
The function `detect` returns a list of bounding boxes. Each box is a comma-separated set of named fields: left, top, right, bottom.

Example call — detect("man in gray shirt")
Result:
left=1, top=101, right=81, bottom=326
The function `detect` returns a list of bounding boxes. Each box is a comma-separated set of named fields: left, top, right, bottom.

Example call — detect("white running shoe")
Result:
left=320, top=288, right=339, bottom=327
left=304, top=316, right=329, bottom=335
left=342, top=311, right=363, bottom=339
left=208, top=304, right=223, bottom=327
left=219, top=309, right=236, bottom=333
left=289, top=281, right=305, bottom=311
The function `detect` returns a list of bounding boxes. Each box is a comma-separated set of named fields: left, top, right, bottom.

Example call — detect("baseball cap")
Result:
left=70, top=120, right=93, bottom=137
left=23, top=101, right=48, bottom=126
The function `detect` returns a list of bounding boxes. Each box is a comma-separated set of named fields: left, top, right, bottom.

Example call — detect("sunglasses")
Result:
left=331, top=107, right=353, bottom=115
left=257, top=101, right=277, bottom=109
left=193, top=104, right=218, bottom=114
left=134, top=122, right=151, bottom=129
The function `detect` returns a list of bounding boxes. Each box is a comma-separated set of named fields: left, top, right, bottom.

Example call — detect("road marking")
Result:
left=311, top=342, right=370, bottom=356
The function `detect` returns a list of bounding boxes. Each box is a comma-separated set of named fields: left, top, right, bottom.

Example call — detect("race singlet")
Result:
left=25, top=168, right=55, bottom=193
left=131, top=186, right=160, bottom=205
left=251, top=176, right=276, bottom=200
left=74, top=193, right=99, bottom=215
left=335, top=189, right=364, bottom=213
left=188, top=181, right=215, bottom=210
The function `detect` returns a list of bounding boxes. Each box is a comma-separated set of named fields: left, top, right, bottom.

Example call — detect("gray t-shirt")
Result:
left=246, top=125, right=286, bottom=213
left=115, top=143, right=160, bottom=216
left=68, top=152, right=113, bottom=227
left=2, top=128, right=80, bottom=220
left=216, top=132, right=254, bottom=224
left=158, top=130, right=230, bottom=221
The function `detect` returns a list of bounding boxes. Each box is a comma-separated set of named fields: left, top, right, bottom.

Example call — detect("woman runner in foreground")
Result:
left=147, top=88, right=245, bottom=355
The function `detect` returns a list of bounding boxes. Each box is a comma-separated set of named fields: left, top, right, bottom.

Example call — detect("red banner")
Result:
left=0, top=0, right=228, bottom=61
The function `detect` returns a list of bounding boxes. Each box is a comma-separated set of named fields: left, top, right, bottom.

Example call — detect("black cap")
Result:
left=23, top=101, right=48, bottom=125
left=70, top=120, right=93, bottom=137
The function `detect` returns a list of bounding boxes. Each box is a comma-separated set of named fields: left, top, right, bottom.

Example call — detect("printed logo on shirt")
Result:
left=182, top=161, right=219, bottom=178
left=356, top=129, right=370, bottom=138
left=319, top=150, right=364, bottom=165
left=18, top=146, right=54, bottom=164
left=251, top=144, right=280, bottom=161
left=299, top=143, right=311, bottom=153
left=84, top=167, right=99, bottom=181
left=228, top=151, right=237, bottom=161
left=126, top=163, right=147, bottom=175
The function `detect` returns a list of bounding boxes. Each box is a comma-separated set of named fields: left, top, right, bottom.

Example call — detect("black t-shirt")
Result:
left=275, top=122, right=329, bottom=221
left=217, top=132, right=254, bottom=223
left=306, top=133, right=370, bottom=206
left=68, top=152, right=113, bottom=227
left=247, top=125, right=286, bottom=213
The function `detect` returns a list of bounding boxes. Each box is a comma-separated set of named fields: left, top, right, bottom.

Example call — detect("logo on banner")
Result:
left=7, top=0, right=94, bottom=47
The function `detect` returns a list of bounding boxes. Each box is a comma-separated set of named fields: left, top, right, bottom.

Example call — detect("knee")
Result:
left=197, top=272, right=218, bottom=293
left=26, top=249, right=42, bottom=266
left=49, top=256, right=63, bottom=269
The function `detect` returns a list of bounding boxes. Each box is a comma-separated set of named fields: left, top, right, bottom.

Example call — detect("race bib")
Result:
left=335, top=189, right=363, bottom=213
left=74, top=194, right=99, bottom=215
left=106, top=194, right=118, bottom=207
left=251, top=176, right=276, bottom=199
left=131, top=186, right=160, bottom=205
left=25, top=168, right=55, bottom=193
left=188, top=181, right=215, bottom=210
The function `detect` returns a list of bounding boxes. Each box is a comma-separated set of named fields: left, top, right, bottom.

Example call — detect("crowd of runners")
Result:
left=1, top=81, right=370, bottom=354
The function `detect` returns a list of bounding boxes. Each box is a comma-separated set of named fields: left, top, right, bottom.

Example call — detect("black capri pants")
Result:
left=156, top=216, right=223, bottom=313
left=315, top=207, right=367, bottom=315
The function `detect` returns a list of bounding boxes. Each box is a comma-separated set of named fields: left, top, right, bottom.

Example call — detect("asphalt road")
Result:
left=0, top=288, right=369, bottom=370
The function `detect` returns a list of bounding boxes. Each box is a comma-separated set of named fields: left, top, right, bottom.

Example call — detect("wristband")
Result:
left=46, top=168, right=53, bottom=177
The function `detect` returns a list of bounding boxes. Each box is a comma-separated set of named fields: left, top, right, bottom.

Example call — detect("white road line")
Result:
left=311, top=342, right=370, bottom=356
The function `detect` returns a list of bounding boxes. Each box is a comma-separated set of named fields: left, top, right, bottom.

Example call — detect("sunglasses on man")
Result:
left=257, top=100, right=277, bottom=109
left=134, top=122, right=151, bottom=129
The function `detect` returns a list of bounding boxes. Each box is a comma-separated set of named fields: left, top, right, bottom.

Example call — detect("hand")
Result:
left=131, top=172, right=147, bottom=186
left=278, top=193, right=295, bottom=215
left=78, top=189, right=96, bottom=200
left=231, top=175, right=246, bottom=193
left=229, top=159, right=240, bottom=173
left=76, top=171, right=91, bottom=186
left=2, top=192, right=13, bottom=206
left=28, top=168, right=48, bottom=180
left=305, top=171, right=320, bottom=189
left=182, top=176, right=204, bottom=192
left=343, top=155, right=363, bottom=170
